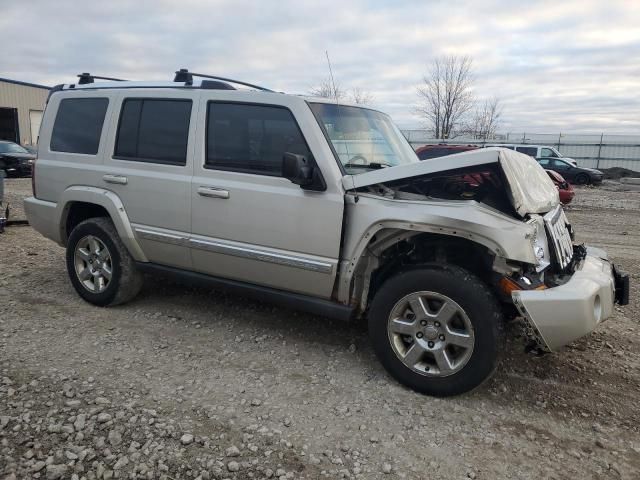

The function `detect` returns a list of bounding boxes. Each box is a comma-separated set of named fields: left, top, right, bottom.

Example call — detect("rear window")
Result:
left=50, top=98, right=109, bottom=154
left=115, top=99, right=192, bottom=165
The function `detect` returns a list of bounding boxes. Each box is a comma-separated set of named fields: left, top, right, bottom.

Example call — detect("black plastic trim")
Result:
left=136, top=263, right=354, bottom=321
left=613, top=265, right=630, bottom=306
left=46, top=84, right=65, bottom=102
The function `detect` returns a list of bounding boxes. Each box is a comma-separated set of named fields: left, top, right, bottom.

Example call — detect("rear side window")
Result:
left=206, top=102, right=311, bottom=176
left=50, top=98, right=109, bottom=154
left=115, top=99, right=192, bottom=165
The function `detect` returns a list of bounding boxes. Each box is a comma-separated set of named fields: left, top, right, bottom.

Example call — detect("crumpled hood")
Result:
left=342, top=147, right=559, bottom=217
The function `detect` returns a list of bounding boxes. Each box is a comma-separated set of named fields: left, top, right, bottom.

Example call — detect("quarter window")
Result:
left=50, top=98, right=108, bottom=154
left=206, top=103, right=311, bottom=176
left=115, top=99, right=192, bottom=165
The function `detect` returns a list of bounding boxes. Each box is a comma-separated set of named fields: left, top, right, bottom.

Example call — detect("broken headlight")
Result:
left=527, top=216, right=551, bottom=272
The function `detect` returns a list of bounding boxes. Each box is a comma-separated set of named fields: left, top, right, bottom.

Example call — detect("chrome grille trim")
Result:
left=544, top=205, right=573, bottom=270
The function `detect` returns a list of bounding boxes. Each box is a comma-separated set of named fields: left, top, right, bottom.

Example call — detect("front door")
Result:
left=190, top=97, right=344, bottom=299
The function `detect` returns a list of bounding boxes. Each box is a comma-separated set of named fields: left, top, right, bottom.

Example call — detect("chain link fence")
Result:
left=401, top=130, right=640, bottom=171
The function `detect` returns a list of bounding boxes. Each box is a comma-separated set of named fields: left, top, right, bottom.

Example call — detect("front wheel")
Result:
left=368, top=265, right=503, bottom=396
left=574, top=173, right=590, bottom=185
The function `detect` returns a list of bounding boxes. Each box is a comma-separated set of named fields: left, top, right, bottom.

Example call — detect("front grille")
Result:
left=544, top=205, right=573, bottom=270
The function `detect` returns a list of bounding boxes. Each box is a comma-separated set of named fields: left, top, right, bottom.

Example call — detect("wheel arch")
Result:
left=57, top=186, right=147, bottom=262
left=338, top=225, right=504, bottom=315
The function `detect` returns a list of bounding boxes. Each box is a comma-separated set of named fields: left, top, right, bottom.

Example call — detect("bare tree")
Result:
left=310, top=79, right=374, bottom=105
left=463, top=97, right=503, bottom=139
left=309, top=78, right=344, bottom=101
left=416, top=55, right=475, bottom=139
left=350, top=87, right=374, bottom=105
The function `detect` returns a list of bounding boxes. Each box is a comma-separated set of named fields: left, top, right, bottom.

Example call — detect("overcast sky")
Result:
left=2, top=0, right=639, bottom=133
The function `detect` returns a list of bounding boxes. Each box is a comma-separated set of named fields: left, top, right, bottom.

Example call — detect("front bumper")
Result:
left=512, top=247, right=629, bottom=351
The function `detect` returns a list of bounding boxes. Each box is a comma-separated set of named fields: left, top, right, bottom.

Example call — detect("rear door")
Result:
left=101, top=91, right=198, bottom=269
left=190, top=94, right=344, bottom=299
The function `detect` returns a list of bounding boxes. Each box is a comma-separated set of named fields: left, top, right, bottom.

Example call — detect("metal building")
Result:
left=0, top=78, right=50, bottom=146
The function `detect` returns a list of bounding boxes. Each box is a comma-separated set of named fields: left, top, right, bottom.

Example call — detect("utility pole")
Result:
left=597, top=132, right=604, bottom=169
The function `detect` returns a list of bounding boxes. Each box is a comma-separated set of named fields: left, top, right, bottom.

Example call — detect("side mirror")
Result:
left=282, top=153, right=314, bottom=186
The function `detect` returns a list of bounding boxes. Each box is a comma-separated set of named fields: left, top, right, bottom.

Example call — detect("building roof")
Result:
left=0, top=77, right=50, bottom=90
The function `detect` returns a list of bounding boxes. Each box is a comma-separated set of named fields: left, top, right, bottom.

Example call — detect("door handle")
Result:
left=103, top=174, right=128, bottom=185
left=197, top=186, right=229, bottom=199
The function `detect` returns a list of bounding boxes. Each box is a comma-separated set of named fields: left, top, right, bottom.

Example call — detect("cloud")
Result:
left=1, top=0, right=638, bottom=132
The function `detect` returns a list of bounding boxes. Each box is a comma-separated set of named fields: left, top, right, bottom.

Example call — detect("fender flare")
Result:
left=337, top=220, right=532, bottom=309
left=57, top=186, right=148, bottom=262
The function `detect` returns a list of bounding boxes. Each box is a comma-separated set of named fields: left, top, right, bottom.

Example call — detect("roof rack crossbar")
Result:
left=173, top=69, right=273, bottom=92
left=77, top=73, right=128, bottom=85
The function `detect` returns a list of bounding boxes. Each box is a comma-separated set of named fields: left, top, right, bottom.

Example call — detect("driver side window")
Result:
left=205, top=102, right=311, bottom=177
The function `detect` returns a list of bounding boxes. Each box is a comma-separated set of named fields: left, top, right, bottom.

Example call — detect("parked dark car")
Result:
left=537, top=157, right=603, bottom=185
left=0, top=141, right=35, bottom=177
left=546, top=169, right=575, bottom=205
left=22, top=144, right=38, bottom=155
left=415, top=144, right=479, bottom=160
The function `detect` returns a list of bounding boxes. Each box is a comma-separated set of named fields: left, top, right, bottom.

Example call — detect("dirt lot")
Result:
left=1, top=178, right=639, bottom=480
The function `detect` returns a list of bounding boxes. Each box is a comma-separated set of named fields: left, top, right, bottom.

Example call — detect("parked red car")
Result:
left=414, top=144, right=575, bottom=204
left=546, top=169, right=575, bottom=205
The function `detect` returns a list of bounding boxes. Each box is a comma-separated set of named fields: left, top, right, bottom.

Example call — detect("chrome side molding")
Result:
left=133, top=227, right=334, bottom=274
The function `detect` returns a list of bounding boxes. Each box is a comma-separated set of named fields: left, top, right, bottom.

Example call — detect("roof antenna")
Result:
left=325, top=51, right=339, bottom=105
left=325, top=51, right=358, bottom=202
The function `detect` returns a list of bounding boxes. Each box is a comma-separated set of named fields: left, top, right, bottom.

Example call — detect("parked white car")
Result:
left=24, top=71, right=629, bottom=396
left=484, top=144, right=578, bottom=165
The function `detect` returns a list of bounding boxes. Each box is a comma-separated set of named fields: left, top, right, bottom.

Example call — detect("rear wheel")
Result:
left=574, top=173, right=590, bottom=185
left=368, top=265, right=503, bottom=396
left=66, top=217, right=143, bottom=306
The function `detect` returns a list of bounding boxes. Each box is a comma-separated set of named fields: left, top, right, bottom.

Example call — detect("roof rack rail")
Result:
left=77, top=73, right=128, bottom=85
left=173, top=69, right=273, bottom=92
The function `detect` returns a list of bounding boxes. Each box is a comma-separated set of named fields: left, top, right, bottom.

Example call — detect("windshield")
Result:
left=0, top=142, right=29, bottom=154
left=309, top=102, right=418, bottom=174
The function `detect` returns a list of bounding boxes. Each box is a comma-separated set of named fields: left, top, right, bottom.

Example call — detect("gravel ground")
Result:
left=1, top=178, right=639, bottom=480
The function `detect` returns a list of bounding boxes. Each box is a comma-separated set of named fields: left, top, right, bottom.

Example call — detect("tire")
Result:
left=368, top=265, right=503, bottom=397
left=574, top=173, right=590, bottom=185
left=66, top=217, right=143, bottom=306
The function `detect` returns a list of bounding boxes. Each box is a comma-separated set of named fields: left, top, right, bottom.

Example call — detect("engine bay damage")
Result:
left=357, top=163, right=518, bottom=218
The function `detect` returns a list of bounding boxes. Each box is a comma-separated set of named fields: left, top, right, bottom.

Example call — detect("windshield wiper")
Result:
left=343, top=162, right=391, bottom=170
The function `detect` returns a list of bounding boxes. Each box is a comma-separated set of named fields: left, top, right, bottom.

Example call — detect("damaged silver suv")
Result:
left=25, top=70, right=629, bottom=396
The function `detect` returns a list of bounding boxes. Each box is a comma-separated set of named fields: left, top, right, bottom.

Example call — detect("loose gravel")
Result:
left=1, top=178, right=639, bottom=479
